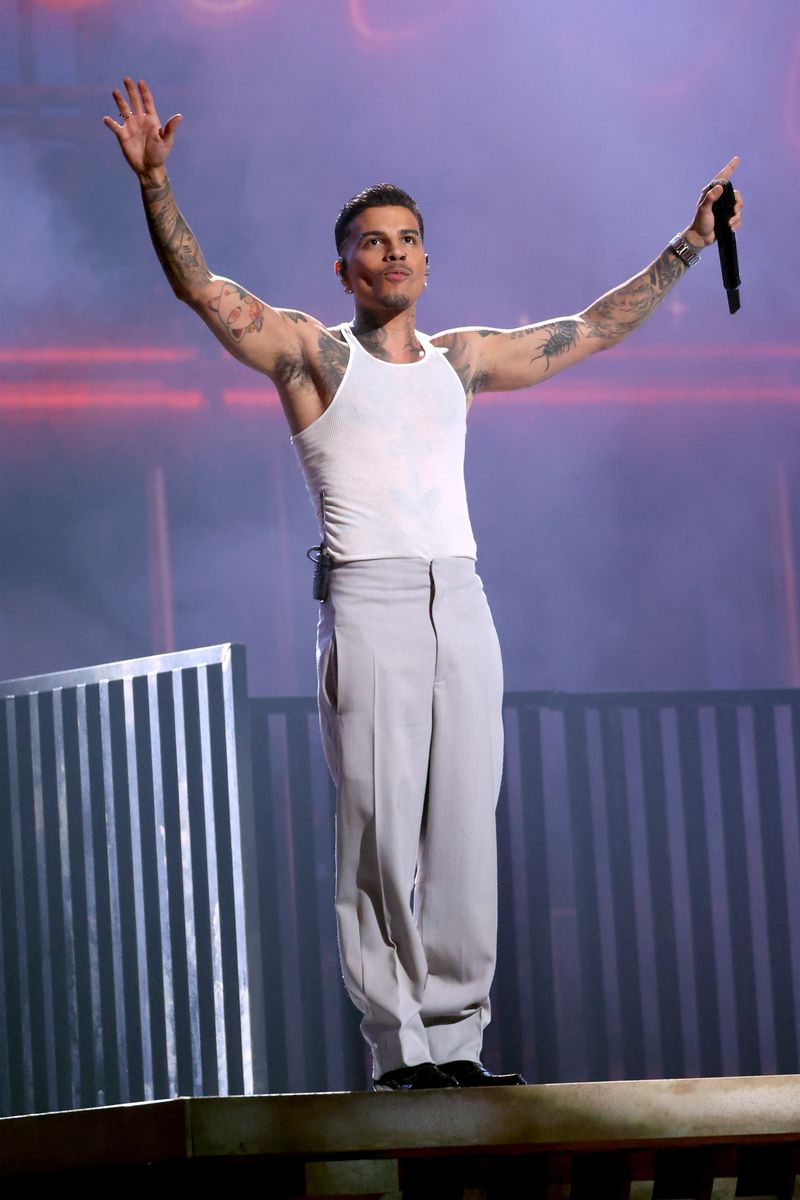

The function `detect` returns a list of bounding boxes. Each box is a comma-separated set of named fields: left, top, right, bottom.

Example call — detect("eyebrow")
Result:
left=358, top=228, right=420, bottom=241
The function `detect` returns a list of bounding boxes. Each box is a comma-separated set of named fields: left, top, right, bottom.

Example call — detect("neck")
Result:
left=351, top=305, right=423, bottom=363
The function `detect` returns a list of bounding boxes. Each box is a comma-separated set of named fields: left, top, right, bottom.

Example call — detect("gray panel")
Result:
left=0, top=644, right=259, bottom=1116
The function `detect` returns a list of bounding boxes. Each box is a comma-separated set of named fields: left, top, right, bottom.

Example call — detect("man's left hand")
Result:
left=684, top=155, right=744, bottom=249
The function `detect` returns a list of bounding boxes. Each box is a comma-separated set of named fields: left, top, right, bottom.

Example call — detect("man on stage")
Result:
left=104, top=76, right=743, bottom=1092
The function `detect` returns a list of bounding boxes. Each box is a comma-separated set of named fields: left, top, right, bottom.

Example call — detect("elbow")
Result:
left=577, top=313, right=614, bottom=354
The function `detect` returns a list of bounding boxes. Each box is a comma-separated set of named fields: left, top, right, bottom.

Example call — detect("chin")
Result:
left=381, top=291, right=412, bottom=310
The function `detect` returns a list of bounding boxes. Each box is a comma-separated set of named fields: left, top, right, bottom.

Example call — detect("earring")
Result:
left=344, top=286, right=353, bottom=294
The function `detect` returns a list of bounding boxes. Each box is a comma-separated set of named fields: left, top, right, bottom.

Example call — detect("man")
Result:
left=104, top=77, right=743, bottom=1092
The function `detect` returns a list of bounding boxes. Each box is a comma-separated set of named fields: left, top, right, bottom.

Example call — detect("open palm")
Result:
left=103, top=77, right=182, bottom=176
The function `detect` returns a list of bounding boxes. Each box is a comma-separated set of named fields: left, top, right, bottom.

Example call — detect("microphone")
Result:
left=711, top=180, right=740, bottom=314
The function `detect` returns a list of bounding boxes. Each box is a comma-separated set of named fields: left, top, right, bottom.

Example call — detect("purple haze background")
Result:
left=1, top=0, right=799, bottom=697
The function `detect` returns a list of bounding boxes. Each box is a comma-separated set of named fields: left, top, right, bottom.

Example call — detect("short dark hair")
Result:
left=334, top=183, right=424, bottom=256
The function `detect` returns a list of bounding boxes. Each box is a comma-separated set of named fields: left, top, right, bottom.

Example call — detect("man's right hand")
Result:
left=103, top=77, right=182, bottom=179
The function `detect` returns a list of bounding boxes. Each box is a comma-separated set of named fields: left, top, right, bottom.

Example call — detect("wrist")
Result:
left=667, top=232, right=701, bottom=270
left=681, top=226, right=706, bottom=251
left=138, top=165, right=168, bottom=189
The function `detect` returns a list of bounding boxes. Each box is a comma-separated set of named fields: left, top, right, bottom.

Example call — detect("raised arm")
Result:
left=103, top=77, right=326, bottom=394
left=433, top=158, right=743, bottom=404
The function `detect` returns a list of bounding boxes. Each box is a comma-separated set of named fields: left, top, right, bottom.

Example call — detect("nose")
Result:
left=385, top=243, right=406, bottom=260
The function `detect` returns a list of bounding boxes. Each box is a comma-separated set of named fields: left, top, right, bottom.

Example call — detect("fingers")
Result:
left=139, top=78, right=157, bottom=116
left=729, top=188, right=744, bottom=230
left=112, top=86, right=130, bottom=119
left=700, top=181, right=724, bottom=206
left=124, top=75, right=144, bottom=115
left=715, top=153, right=741, bottom=182
left=102, top=114, right=125, bottom=135
left=161, top=113, right=183, bottom=143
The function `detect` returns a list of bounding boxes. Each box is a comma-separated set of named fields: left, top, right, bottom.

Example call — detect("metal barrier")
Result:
left=3, top=646, right=799, bottom=1112
left=251, top=688, right=800, bottom=1094
left=0, top=645, right=265, bottom=1116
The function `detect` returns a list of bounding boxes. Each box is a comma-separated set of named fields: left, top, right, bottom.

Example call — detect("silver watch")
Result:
left=668, top=233, right=701, bottom=268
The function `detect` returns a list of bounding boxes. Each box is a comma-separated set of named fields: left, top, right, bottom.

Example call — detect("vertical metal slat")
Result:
left=600, top=704, right=646, bottom=1078
left=753, top=702, right=798, bottom=1072
left=518, top=703, right=559, bottom=1083
left=714, top=703, right=760, bottom=1073
left=638, top=705, right=685, bottom=1077
left=676, top=704, right=723, bottom=1076
left=564, top=702, right=609, bottom=1080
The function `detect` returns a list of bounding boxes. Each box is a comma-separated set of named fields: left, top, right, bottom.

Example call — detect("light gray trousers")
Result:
left=315, top=557, right=504, bottom=1077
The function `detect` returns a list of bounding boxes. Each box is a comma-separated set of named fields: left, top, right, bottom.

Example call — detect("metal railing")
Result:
left=3, top=646, right=799, bottom=1112
left=0, top=645, right=264, bottom=1116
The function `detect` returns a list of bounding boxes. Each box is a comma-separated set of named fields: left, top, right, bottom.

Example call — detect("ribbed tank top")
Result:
left=291, top=323, right=477, bottom=563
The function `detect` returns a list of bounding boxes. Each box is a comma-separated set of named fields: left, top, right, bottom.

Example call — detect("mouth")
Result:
left=383, top=269, right=411, bottom=282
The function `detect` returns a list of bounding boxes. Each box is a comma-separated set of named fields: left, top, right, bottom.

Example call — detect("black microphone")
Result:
left=711, top=180, right=740, bottom=314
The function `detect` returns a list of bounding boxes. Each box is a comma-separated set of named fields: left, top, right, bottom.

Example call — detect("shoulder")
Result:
left=429, top=327, right=497, bottom=397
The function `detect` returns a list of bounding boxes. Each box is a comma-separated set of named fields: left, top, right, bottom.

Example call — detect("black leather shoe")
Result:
left=373, top=1062, right=460, bottom=1091
left=438, top=1060, right=526, bottom=1086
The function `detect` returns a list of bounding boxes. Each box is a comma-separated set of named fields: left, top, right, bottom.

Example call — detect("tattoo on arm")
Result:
left=530, top=319, right=581, bottom=371
left=140, top=176, right=212, bottom=297
left=205, top=282, right=265, bottom=343
left=582, top=247, right=686, bottom=345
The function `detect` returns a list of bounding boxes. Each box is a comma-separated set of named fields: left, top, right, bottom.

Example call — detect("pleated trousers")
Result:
left=315, top=557, right=504, bottom=1077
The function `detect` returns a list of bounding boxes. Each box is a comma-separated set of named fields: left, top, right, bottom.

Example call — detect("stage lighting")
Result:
left=34, top=0, right=107, bottom=10
left=186, top=0, right=259, bottom=11
left=349, top=0, right=467, bottom=43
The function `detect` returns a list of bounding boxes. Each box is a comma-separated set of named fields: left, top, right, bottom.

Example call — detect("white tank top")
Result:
left=291, top=323, right=477, bottom=563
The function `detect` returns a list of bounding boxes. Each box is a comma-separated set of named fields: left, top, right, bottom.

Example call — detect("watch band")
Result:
left=668, top=233, right=701, bottom=268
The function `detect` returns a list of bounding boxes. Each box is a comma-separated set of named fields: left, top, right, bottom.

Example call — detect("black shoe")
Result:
left=373, top=1062, right=460, bottom=1091
left=438, top=1060, right=526, bottom=1086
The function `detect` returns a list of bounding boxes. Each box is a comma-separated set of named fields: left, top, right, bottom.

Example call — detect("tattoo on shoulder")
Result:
left=207, top=282, right=264, bottom=343
left=476, top=328, right=502, bottom=338
left=437, top=332, right=489, bottom=397
left=280, top=310, right=309, bottom=325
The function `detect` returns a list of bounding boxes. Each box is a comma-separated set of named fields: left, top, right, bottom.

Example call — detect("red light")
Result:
left=0, top=386, right=205, bottom=410
left=481, top=385, right=800, bottom=406
left=33, top=0, right=108, bottom=11
left=0, top=347, right=197, bottom=364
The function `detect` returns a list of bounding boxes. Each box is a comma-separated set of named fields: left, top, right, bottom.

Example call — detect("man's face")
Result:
left=337, top=206, right=427, bottom=313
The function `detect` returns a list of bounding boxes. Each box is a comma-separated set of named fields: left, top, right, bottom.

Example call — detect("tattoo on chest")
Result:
left=357, top=328, right=391, bottom=361
left=316, top=331, right=350, bottom=399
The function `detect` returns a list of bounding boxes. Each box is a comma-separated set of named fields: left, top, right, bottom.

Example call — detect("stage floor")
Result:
left=2, top=1074, right=800, bottom=1198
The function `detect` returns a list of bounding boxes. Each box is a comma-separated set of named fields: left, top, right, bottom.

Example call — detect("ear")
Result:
left=424, top=253, right=430, bottom=275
